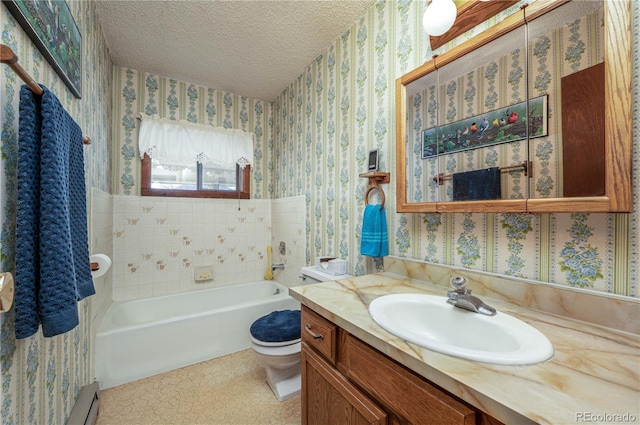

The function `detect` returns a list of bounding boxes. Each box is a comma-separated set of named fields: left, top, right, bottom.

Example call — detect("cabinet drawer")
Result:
left=345, top=334, right=476, bottom=425
left=301, top=306, right=337, bottom=364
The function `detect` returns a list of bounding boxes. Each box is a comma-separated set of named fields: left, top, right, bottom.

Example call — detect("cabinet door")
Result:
left=302, top=343, right=387, bottom=425
left=345, top=335, right=476, bottom=425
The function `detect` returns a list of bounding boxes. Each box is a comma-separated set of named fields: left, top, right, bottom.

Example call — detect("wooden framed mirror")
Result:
left=396, top=0, right=632, bottom=213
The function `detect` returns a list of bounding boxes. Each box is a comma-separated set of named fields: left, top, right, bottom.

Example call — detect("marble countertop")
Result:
left=290, top=261, right=640, bottom=425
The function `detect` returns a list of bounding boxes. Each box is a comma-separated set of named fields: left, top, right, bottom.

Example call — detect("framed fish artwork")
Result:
left=422, top=95, right=547, bottom=158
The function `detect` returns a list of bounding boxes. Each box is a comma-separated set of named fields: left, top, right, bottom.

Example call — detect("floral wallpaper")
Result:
left=271, top=0, right=639, bottom=296
left=1, top=1, right=113, bottom=424
left=112, top=67, right=272, bottom=199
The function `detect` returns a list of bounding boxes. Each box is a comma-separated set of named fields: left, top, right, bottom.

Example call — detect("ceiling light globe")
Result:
left=423, top=0, right=457, bottom=37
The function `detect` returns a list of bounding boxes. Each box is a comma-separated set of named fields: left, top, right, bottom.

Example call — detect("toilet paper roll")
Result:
left=0, top=272, right=14, bottom=313
left=90, top=254, right=112, bottom=279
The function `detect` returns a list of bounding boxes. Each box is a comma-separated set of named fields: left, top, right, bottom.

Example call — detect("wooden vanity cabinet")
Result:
left=301, top=306, right=504, bottom=425
left=301, top=344, right=388, bottom=425
left=301, top=307, right=387, bottom=425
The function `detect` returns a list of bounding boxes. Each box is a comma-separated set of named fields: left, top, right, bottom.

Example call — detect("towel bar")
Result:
left=1, top=44, right=90, bottom=144
left=433, top=161, right=531, bottom=185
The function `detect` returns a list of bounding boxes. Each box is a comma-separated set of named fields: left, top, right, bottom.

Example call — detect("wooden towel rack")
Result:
left=1, top=44, right=91, bottom=145
left=360, top=171, right=390, bottom=208
left=433, top=161, right=531, bottom=185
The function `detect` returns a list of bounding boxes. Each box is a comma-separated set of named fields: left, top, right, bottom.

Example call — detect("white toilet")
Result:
left=249, top=266, right=351, bottom=401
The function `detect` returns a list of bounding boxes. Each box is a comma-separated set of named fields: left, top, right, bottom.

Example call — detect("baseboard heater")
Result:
left=66, top=381, right=100, bottom=425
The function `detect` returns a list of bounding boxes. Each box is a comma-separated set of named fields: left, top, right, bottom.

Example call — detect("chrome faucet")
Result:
left=271, top=263, right=285, bottom=271
left=446, top=276, right=497, bottom=316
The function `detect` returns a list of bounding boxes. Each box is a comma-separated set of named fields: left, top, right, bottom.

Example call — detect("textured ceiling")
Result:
left=95, top=0, right=376, bottom=102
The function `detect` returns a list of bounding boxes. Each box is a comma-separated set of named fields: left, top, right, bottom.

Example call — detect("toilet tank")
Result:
left=300, top=266, right=352, bottom=284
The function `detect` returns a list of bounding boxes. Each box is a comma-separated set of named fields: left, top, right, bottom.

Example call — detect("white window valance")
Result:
left=138, top=113, right=253, bottom=169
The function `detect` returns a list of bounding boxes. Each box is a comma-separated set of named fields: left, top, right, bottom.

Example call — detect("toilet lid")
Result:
left=250, top=309, right=301, bottom=343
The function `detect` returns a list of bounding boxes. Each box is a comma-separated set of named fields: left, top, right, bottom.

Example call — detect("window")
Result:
left=141, top=154, right=250, bottom=199
left=138, top=114, right=252, bottom=199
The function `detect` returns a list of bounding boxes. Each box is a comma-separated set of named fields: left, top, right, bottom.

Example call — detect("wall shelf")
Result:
left=359, top=172, right=390, bottom=185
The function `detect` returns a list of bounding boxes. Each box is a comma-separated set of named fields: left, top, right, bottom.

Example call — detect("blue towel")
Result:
left=360, top=204, right=389, bottom=257
left=453, top=167, right=501, bottom=201
left=15, top=85, right=95, bottom=339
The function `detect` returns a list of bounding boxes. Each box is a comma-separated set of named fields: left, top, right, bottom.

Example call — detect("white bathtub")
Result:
left=95, top=281, right=300, bottom=389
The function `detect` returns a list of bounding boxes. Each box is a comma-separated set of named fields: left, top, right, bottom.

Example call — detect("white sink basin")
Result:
left=368, top=293, right=553, bottom=365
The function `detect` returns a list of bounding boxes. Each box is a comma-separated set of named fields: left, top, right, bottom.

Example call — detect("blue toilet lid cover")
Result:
left=250, top=309, right=301, bottom=342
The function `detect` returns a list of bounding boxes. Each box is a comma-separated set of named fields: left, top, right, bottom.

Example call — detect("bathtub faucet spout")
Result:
left=271, top=263, right=285, bottom=271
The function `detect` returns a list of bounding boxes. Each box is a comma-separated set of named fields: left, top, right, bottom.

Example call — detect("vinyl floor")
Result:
left=96, top=349, right=301, bottom=425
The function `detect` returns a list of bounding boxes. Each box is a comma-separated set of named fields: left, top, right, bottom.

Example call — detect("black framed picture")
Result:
left=368, top=149, right=379, bottom=172
left=4, top=0, right=82, bottom=98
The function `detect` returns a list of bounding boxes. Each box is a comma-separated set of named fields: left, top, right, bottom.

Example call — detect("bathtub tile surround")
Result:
left=90, top=189, right=115, bottom=314
left=271, top=196, right=307, bottom=286
left=290, top=257, right=640, bottom=424
left=89, top=188, right=114, bottom=376
left=1, top=1, right=113, bottom=424
left=110, top=191, right=322, bottom=302
left=112, top=195, right=273, bottom=300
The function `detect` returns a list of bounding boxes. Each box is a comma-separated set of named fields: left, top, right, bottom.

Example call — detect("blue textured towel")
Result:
left=453, top=167, right=501, bottom=201
left=15, top=85, right=95, bottom=339
left=250, top=310, right=301, bottom=343
left=360, top=204, right=389, bottom=257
